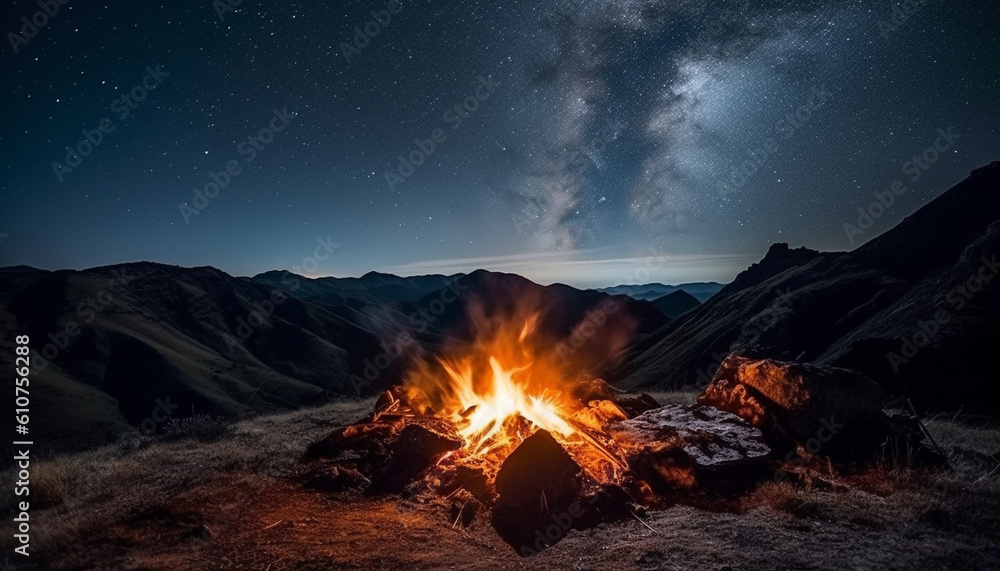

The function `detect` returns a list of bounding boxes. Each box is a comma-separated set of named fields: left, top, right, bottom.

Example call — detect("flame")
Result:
left=444, top=356, right=576, bottom=457
left=403, top=298, right=628, bottom=484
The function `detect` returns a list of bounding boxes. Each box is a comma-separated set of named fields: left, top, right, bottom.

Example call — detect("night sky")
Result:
left=1, top=0, right=998, bottom=288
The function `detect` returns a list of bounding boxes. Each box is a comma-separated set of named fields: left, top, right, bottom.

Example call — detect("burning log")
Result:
left=303, top=418, right=402, bottom=466
left=609, top=404, right=771, bottom=498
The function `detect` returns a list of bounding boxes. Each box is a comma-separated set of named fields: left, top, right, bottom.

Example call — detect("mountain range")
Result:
left=2, top=161, right=997, bottom=452
left=598, top=282, right=724, bottom=303
left=617, top=162, right=1000, bottom=415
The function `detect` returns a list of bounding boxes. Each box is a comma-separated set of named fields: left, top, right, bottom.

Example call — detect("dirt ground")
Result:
left=3, top=399, right=998, bottom=570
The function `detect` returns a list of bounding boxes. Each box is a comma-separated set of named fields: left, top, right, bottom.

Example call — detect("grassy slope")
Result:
left=1, top=398, right=998, bottom=571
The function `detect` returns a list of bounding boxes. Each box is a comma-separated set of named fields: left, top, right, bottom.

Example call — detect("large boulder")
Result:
left=491, top=430, right=583, bottom=552
left=696, top=355, right=925, bottom=464
left=609, top=404, right=771, bottom=496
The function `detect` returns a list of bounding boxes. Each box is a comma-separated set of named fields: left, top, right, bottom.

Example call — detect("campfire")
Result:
left=395, top=309, right=630, bottom=487
left=302, top=295, right=932, bottom=555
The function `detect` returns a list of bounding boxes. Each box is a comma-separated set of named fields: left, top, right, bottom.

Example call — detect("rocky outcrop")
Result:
left=696, top=355, right=929, bottom=465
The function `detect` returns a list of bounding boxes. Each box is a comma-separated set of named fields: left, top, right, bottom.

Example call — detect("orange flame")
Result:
left=402, top=294, right=630, bottom=484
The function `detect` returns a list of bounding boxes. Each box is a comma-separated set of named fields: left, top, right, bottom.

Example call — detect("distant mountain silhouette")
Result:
left=0, top=265, right=668, bottom=452
left=250, top=269, right=462, bottom=306
left=598, top=282, right=724, bottom=303
left=617, top=162, right=1000, bottom=415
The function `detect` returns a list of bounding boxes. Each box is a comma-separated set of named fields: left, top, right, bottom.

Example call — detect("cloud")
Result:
left=377, top=249, right=758, bottom=288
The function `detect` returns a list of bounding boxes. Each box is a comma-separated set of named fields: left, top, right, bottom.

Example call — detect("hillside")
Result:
left=0, top=265, right=668, bottom=453
left=0, top=263, right=402, bottom=452
left=618, top=162, right=1000, bottom=414
left=650, top=290, right=701, bottom=318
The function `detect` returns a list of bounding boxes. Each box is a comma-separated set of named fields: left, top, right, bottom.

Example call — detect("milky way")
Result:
left=1, top=0, right=998, bottom=286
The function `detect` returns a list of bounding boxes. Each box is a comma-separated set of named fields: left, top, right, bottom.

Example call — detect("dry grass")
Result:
left=2, top=398, right=998, bottom=570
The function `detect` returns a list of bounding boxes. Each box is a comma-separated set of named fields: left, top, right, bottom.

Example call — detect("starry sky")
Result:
left=1, top=0, right=998, bottom=288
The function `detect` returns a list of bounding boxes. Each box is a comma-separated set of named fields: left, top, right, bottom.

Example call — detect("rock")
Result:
left=696, top=355, right=931, bottom=464
left=302, top=418, right=404, bottom=462
left=615, top=393, right=663, bottom=418
left=491, top=430, right=583, bottom=552
left=394, top=422, right=463, bottom=464
left=609, top=404, right=771, bottom=495
left=570, top=377, right=661, bottom=418
left=303, top=414, right=463, bottom=494
left=570, top=377, right=620, bottom=403
left=697, top=356, right=883, bottom=442
left=572, top=484, right=634, bottom=528
left=369, top=420, right=463, bottom=493
left=494, top=430, right=581, bottom=508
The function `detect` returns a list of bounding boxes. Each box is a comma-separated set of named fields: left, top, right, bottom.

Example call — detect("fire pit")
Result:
left=301, top=302, right=783, bottom=554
